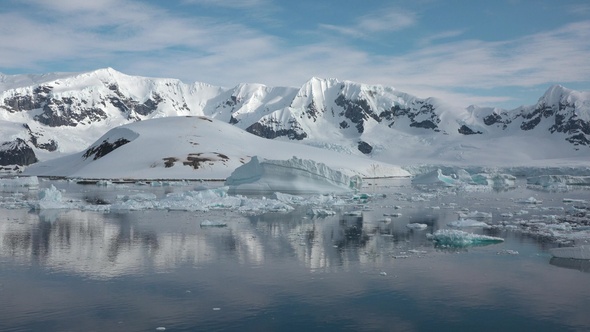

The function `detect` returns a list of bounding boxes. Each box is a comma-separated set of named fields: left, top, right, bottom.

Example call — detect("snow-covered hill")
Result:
left=1, top=68, right=589, bottom=168
left=23, top=116, right=408, bottom=180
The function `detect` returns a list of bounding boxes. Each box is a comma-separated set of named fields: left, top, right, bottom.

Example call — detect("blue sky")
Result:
left=1, top=0, right=589, bottom=108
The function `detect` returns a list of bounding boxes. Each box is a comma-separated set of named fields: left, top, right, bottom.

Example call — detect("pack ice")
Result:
left=225, top=156, right=362, bottom=194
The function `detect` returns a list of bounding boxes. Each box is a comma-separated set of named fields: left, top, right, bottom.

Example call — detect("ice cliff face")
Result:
left=1, top=68, right=589, bottom=165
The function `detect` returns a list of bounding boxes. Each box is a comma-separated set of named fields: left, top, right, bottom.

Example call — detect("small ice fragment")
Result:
left=380, top=271, right=387, bottom=276
left=156, top=327, right=166, bottom=331
left=458, top=211, right=492, bottom=219
left=406, top=223, right=427, bottom=230
left=520, top=197, right=542, bottom=204
left=213, top=307, right=221, bottom=311
left=497, top=249, right=519, bottom=255
left=200, top=220, right=227, bottom=227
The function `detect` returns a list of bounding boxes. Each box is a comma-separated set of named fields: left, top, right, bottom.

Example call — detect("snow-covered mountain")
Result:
left=1, top=68, right=589, bottom=168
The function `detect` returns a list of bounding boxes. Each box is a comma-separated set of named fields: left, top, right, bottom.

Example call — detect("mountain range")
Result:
left=1, top=68, right=589, bottom=169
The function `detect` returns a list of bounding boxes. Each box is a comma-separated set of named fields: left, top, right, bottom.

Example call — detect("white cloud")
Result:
left=319, top=7, right=416, bottom=39
left=0, top=1, right=589, bottom=108
left=356, top=8, right=417, bottom=33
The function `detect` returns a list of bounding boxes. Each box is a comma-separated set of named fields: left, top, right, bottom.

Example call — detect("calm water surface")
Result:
left=0, top=179, right=589, bottom=331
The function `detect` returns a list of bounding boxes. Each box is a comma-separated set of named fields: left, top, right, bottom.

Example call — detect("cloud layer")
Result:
left=1, top=0, right=589, bottom=108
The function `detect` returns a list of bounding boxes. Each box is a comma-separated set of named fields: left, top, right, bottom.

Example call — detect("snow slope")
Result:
left=24, top=116, right=409, bottom=180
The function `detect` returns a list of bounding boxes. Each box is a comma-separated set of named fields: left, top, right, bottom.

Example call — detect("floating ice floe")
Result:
left=447, top=219, right=490, bottom=228
left=458, top=211, right=492, bottom=220
left=427, top=229, right=504, bottom=248
left=225, top=156, right=362, bottom=194
left=550, top=245, right=590, bottom=260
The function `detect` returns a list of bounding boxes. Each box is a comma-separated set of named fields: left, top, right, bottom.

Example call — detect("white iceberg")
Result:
left=471, top=173, right=516, bottom=188
left=528, top=175, right=590, bottom=187
left=31, top=185, right=77, bottom=210
left=427, top=229, right=504, bottom=247
left=550, top=245, right=590, bottom=260
left=0, top=176, right=39, bottom=188
left=411, top=169, right=459, bottom=186
left=411, top=168, right=515, bottom=188
left=225, top=156, right=362, bottom=194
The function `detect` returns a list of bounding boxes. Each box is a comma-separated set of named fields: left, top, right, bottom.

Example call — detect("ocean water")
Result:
left=0, top=178, right=589, bottom=331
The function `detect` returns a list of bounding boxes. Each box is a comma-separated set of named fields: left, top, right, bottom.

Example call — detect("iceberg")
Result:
left=528, top=175, right=590, bottom=187
left=0, top=176, right=39, bottom=188
left=225, top=156, right=362, bottom=194
left=411, top=169, right=459, bottom=186
left=31, top=185, right=77, bottom=210
left=427, top=229, right=504, bottom=248
left=411, top=168, right=515, bottom=188
left=550, top=245, right=590, bottom=260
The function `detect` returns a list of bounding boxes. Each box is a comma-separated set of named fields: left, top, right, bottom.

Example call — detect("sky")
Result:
left=1, top=0, right=589, bottom=109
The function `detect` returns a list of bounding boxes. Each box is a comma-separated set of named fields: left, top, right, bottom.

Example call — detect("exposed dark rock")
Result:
left=339, top=121, right=349, bottom=129
left=162, top=157, right=178, bottom=168
left=458, top=125, right=482, bottom=135
left=82, top=138, right=131, bottom=160
left=520, top=116, right=542, bottom=131
left=566, top=133, right=590, bottom=146
left=357, top=141, right=373, bottom=154
left=410, top=120, right=438, bottom=130
left=0, top=138, right=38, bottom=166
left=306, top=100, right=322, bottom=121
left=483, top=113, right=502, bottom=126
left=246, top=119, right=307, bottom=140
left=334, top=94, right=379, bottom=133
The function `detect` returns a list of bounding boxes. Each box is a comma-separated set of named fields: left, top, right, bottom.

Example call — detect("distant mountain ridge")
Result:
left=0, top=68, right=589, bottom=167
